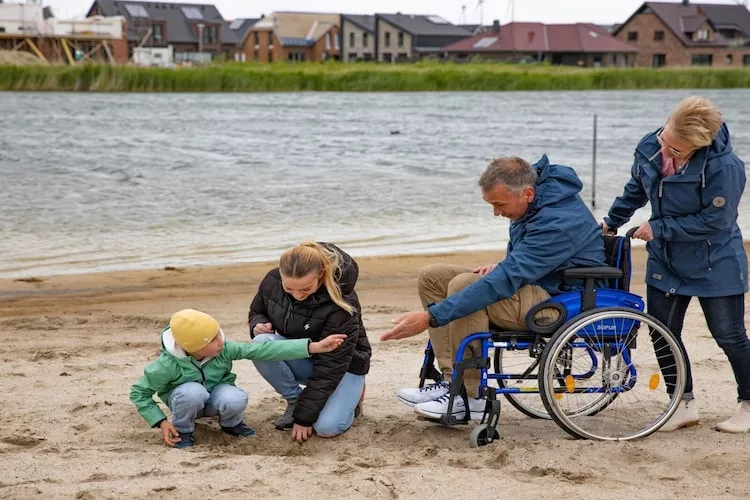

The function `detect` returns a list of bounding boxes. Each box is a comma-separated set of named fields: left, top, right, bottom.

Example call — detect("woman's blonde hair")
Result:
left=667, top=96, right=723, bottom=149
left=279, top=241, right=355, bottom=315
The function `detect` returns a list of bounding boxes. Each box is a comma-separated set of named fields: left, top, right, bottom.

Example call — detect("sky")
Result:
left=39, top=0, right=750, bottom=24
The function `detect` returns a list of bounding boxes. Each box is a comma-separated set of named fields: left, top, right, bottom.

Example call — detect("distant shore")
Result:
left=2, top=62, right=750, bottom=92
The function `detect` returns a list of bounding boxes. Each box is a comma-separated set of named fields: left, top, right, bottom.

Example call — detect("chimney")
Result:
left=682, top=0, right=689, bottom=5
left=492, top=19, right=500, bottom=32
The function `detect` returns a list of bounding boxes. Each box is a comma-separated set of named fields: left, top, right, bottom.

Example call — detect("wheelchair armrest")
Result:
left=561, top=266, right=623, bottom=281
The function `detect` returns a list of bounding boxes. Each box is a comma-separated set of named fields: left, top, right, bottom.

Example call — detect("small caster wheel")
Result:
left=470, top=424, right=500, bottom=448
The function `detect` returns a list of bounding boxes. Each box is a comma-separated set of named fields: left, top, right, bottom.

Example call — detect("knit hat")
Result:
left=169, top=309, right=220, bottom=353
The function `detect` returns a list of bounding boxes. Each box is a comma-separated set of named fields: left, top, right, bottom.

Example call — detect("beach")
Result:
left=1, top=246, right=749, bottom=499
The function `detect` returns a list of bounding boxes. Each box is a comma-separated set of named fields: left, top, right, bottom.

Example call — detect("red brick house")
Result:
left=443, top=22, right=638, bottom=67
left=614, top=1, right=750, bottom=67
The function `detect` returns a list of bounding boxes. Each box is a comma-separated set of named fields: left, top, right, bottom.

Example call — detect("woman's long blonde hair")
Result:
left=279, top=241, right=355, bottom=315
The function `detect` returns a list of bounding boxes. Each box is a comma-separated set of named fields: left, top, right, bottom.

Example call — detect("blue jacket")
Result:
left=429, top=155, right=606, bottom=326
left=604, top=124, right=748, bottom=297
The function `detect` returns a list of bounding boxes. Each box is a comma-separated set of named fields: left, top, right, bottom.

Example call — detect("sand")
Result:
left=1, top=247, right=749, bottom=499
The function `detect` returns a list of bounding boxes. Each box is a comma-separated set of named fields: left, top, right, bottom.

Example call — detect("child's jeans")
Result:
left=252, top=333, right=365, bottom=436
left=167, top=382, right=248, bottom=434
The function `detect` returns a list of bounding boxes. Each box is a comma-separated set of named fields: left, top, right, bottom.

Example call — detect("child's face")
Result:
left=189, top=330, right=224, bottom=359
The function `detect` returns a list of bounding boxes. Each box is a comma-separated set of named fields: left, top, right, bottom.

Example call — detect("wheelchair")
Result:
left=416, top=229, right=688, bottom=446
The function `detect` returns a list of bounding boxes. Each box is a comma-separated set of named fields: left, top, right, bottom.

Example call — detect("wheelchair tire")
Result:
left=538, top=307, right=686, bottom=441
left=469, top=424, right=500, bottom=448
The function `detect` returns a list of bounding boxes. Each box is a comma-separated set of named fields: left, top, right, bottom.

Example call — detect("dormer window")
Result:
left=696, top=29, right=709, bottom=41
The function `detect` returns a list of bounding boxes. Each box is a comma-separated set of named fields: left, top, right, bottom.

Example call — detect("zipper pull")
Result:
left=658, top=180, right=664, bottom=198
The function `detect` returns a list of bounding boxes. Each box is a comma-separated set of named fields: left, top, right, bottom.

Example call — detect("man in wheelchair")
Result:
left=381, top=155, right=606, bottom=421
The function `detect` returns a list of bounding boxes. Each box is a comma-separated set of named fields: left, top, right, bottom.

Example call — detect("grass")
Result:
left=1, top=61, right=750, bottom=92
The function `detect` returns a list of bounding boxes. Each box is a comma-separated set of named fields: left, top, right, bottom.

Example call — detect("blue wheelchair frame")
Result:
left=419, top=229, right=647, bottom=440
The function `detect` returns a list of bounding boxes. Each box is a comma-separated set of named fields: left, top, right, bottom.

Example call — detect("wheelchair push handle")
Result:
left=601, top=224, right=639, bottom=240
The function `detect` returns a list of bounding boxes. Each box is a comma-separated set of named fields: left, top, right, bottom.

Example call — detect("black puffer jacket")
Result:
left=248, top=243, right=372, bottom=427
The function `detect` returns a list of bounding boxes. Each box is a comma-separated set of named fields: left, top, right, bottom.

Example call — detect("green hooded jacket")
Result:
left=131, top=328, right=311, bottom=427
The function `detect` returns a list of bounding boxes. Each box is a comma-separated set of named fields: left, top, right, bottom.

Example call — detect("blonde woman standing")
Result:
left=603, top=96, right=750, bottom=433
left=249, top=242, right=370, bottom=443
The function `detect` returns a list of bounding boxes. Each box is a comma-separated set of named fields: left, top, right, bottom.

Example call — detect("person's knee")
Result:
left=253, top=333, right=280, bottom=343
left=172, top=382, right=210, bottom=408
left=447, top=272, right=479, bottom=295
left=715, top=329, right=749, bottom=352
left=417, top=264, right=445, bottom=292
left=313, top=416, right=351, bottom=437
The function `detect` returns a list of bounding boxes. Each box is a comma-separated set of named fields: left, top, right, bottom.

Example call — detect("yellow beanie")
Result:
left=169, top=309, right=220, bottom=353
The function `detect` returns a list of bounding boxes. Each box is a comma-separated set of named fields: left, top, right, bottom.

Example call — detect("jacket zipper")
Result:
left=283, top=301, right=295, bottom=334
left=706, top=239, right=712, bottom=271
left=191, top=360, right=207, bottom=386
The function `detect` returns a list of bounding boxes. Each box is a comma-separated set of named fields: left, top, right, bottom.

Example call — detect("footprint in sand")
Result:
left=1, top=436, right=44, bottom=448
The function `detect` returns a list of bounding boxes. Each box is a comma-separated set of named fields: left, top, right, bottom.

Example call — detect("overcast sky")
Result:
left=43, top=0, right=750, bottom=24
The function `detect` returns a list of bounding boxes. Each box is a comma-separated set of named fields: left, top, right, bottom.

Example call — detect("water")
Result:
left=2, top=90, right=750, bottom=279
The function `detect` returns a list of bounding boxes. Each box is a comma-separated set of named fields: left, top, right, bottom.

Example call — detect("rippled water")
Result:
left=1, top=89, right=749, bottom=278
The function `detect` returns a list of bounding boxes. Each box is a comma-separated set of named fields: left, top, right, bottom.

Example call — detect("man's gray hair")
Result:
left=478, top=157, right=537, bottom=193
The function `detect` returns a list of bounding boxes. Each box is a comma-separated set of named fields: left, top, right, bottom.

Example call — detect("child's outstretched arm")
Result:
left=227, top=334, right=347, bottom=361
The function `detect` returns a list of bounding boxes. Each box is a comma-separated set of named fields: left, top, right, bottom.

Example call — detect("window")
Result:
left=627, top=31, right=638, bottom=42
left=696, top=29, right=709, bottom=41
left=427, top=16, right=449, bottom=24
left=182, top=7, right=203, bottom=20
left=726, top=54, right=733, bottom=65
left=385, top=32, right=391, bottom=47
left=691, top=54, right=713, bottom=66
left=268, top=32, right=273, bottom=46
left=253, top=32, right=259, bottom=45
left=654, top=30, right=664, bottom=41
left=473, top=37, right=497, bottom=49
left=397, top=32, right=404, bottom=48
left=125, top=4, right=149, bottom=18
left=325, top=33, right=331, bottom=50
left=348, top=52, right=357, bottom=61
left=349, top=32, right=355, bottom=48
left=0, top=27, right=5, bottom=33
left=744, top=54, right=750, bottom=66
left=269, top=51, right=273, bottom=63
left=363, top=32, right=369, bottom=48
left=288, top=52, right=306, bottom=62
left=382, top=52, right=392, bottom=62
left=203, top=26, right=217, bottom=45
left=652, top=53, right=666, bottom=68
left=153, top=24, right=163, bottom=43
left=334, top=32, right=339, bottom=50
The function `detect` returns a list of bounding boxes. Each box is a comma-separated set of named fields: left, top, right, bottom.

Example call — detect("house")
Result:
left=86, top=0, right=239, bottom=64
left=443, top=22, right=638, bottom=67
left=340, top=14, right=375, bottom=61
left=614, top=1, right=750, bottom=67
left=241, top=12, right=339, bottom=63
left=374, top=13, right=472, bottom=62
left=229, top=17, right=259, bottom=61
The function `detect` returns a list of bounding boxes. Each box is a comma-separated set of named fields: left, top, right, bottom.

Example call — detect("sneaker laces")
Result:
left=419, top=381, right=450, bottom=393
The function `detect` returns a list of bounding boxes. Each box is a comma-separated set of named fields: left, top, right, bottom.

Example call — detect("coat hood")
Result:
left=162, top=327, right=225, bottom=364
left=524, top=155, right=584, bottom=218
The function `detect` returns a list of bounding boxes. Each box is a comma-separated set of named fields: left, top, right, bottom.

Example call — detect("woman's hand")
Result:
left=601, top=222, right=616, bottom=235
left=632, top=222, right=654, bottom=241
left=253, top=322, right=274, bottom=335
left=309, top=334, right=347, bottom=354
left=292, top=424, right=313, bottom=443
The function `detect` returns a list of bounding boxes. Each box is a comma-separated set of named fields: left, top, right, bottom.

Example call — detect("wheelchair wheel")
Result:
left=469, top=424, right=500, bottom=448
left=539, top=307, right=686, bottom=441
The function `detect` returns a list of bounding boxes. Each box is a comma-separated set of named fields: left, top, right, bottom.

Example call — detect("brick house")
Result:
left=340, top=14, right=375, bottom=62
left=443, top=22, right=638, bottom=67
left=374, top=14, right=472, bottom=62
left=229, top=17, right=259, bottom=61
left=87, top=0, right=239, bottom=63
left=241, top=12, right=339, bottom=63
left=615, top=1, right=750, bottom=67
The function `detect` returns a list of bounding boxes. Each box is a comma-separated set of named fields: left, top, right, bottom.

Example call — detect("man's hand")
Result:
left=159, top=420, right=181, bottom=447
left=380, top=311, right=430, bottom=341
left=253, top=322, right=274, bottom=335
left=292, top=424, right=313, bottom=444
left=309, top=334, right=347, bottom=354
left=632, top=222, right=654, bottom=242
left=601, top=222, right=616, bottom=235
left=473, top=264, right=497, bottom=276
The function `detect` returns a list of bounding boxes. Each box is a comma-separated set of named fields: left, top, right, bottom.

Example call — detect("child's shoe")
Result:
left=174, top=431, right=194, bottom=449
left=221, top=422, right=256, bottom=437
left=715, top=402, right=750, bottom=433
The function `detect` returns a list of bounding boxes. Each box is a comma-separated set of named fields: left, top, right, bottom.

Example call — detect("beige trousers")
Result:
left=418, top=264, right=551, bottom=397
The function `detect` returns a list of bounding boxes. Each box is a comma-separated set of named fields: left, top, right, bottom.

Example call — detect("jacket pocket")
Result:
left=666, top=240, right=710, bottom=280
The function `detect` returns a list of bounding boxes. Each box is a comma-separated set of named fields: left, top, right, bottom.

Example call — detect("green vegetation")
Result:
left=1, top=61, right=750, bottom=92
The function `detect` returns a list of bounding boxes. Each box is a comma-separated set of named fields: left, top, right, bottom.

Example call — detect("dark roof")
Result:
left=376, top=13, right=472, bottom=37
left=229, top=18, right=259, bottom=46
left=88, top=0, right=239, bottom=45
left=615, top=2, right=750, bottom=47
left=342, top=14, right=375, bottom=33
left=443, top=23, right=638, bottom=54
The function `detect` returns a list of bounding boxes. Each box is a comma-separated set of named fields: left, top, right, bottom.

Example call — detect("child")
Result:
left=130, top=308, right=345, bottom=448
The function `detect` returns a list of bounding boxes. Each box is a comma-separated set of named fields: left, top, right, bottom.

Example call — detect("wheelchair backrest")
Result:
left=603, top=234, right=632, bottom=292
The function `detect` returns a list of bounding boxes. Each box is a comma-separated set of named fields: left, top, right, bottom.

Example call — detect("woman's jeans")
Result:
left=252, top=333, right=365, bottom=436
left=168, top=382, right=248, bottom=434
left=647, top=286, right=750, bottom=402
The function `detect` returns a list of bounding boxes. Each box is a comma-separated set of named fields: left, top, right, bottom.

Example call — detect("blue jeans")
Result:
left=252, top=333, right=365, bottom=436
left=647, top=286, right=750, bottom=402
left=168, top=382, right=248, bottom=433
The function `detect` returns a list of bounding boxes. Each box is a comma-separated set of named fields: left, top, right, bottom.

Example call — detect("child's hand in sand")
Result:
left=310, top=334, right=347, bottom=354
left=159, top=420, right=181, bottom=447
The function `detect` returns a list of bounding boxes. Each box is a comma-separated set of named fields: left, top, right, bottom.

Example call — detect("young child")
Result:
left=130, top=308, right=345, bottom=448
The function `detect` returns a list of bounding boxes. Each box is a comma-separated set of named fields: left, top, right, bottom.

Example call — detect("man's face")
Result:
left=482, top=183, right=535, bottom=221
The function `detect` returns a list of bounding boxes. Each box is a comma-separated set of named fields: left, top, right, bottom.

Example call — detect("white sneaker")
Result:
left=715, top=402, right=750, bottom=433
left=658, top=399, right=699, bottom=432
left=397, top=381, right=450, bottom=407
left=414, top=394, right=485, bottom=421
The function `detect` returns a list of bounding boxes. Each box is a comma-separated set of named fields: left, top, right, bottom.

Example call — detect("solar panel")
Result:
left=427, top=15, right=449, bottom=24
left=125, top=4, right=149, bottom=18
left=181, top=7, right=203, bottom=20
left=229, top=19, right=244, bottom=30
left=473, top=37, right=497, bottom=48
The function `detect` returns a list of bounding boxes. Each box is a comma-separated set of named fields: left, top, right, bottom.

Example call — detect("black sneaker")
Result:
left=274, top=398, right=298, bottom=430
left=221, top=422, right=256, bottom=438
left=174, top=431, right=194, bottom=448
